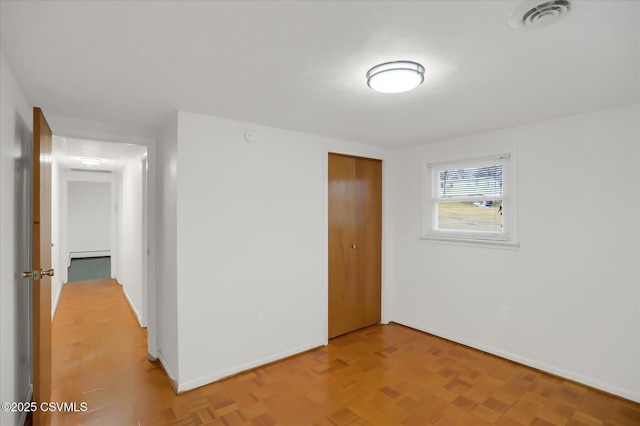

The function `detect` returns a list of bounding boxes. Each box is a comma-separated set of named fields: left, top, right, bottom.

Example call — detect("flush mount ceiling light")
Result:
left=80, top=157, right=102, bottom=166
left=366, top=61, right=425, bottom=93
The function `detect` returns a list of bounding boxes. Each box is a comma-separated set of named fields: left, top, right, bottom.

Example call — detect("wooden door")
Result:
left=328, top=153, right=382, bottom=338
left=32, top=107, right=53, bottom=426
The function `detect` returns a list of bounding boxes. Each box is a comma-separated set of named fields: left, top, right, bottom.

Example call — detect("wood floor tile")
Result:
left=49, top=279, right=640, bottom=425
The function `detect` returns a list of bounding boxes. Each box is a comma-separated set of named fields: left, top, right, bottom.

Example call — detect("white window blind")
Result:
left=423, top=154, right=518, bottom=247
left=436, top=164, right=503, bottom=233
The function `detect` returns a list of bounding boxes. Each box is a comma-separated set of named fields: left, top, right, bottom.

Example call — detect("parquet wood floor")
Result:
left=49, top=279, right=639, bottom=426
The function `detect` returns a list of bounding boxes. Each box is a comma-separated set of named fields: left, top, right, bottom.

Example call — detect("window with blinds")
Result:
left=436, top=164, right=503, bottom=233
left=424, top=155, right=517, bottom=246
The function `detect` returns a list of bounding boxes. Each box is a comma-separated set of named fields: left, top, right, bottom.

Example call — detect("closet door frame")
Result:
left=328, top=153, right=382, bottom=338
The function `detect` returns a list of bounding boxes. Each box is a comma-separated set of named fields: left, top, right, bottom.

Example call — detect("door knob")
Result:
left=21, top=269, right=53, bottom=279
left=352, top=244, right=356, bottom=249
left=21, top=270, right=41, bottom=280
left=41, top=268, right=55, bottom=277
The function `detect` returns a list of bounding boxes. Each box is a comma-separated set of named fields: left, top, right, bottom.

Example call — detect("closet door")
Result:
left=328, top=153, right=381, bottom=338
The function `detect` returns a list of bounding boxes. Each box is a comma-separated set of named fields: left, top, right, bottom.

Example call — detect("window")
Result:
left=422, top=154, right=518, bottom=247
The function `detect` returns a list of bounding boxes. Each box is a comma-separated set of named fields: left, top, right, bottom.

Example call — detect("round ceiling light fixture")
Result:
left=366, top=60, right=425, bottom=93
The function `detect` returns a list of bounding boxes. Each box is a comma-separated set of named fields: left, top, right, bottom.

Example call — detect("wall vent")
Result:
left=509, top=0, right=571, bottom=29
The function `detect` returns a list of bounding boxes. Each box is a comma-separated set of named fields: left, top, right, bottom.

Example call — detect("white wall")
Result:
left=157, top=114, right=179, bottom=384
left=67, top=181, right=112, bottom=256
left=56, top=171, right=118, bottom=285
left=0, top=53, right=33, bottom=426
left=388, top=104, right=640, bottom=402
left=118, top=149, right=146, bottom=326
left=173, top=111, right=389, bottom=391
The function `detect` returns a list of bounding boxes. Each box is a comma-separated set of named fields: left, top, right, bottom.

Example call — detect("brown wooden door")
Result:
left=32, top=107, right=53, bottom=426
left=328, top=153, right=382, bottom=338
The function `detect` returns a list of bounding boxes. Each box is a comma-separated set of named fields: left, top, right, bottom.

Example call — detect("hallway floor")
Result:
left=50, top=279, right=639, bottom=425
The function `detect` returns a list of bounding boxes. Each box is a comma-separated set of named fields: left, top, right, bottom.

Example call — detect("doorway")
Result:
left=51, top=137, right=150, bottom=327
left=65, top=180, right=112, bottom=282
left=328, top=153, right=382, bottom=338
left=45, top=126, right=158, bottom=358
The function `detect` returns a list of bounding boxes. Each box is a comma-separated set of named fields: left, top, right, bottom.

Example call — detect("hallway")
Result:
left=51, top=279, right=158, bottom=424
left=50, top=280, right=639, bottom=425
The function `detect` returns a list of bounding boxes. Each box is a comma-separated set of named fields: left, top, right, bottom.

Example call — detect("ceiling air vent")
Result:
left=509, top=0, right=571, bottom=29
left=70, top=168, right=112, bottom=174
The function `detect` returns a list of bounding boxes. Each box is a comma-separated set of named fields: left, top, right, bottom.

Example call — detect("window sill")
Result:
left=419, top=235, right=520, bottom=250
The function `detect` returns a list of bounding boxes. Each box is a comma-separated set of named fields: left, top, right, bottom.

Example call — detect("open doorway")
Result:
left=51, top=136, right=150, bottom=327
left=66, top=180, right=112, bottom=282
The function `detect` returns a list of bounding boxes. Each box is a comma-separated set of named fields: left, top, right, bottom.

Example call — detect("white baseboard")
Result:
left=392, top=317, right=640, bottom=403
left=177, top=341, right=324, bottom=393
left=51, top=279, right=64, bottom=321
left=121, top=284, right=143, bottom=327
left=158, top=351, right=179, bottom=393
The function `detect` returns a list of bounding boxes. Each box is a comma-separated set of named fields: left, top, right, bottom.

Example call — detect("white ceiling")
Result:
left=1, top=1, right=638, bottom=148
left=53, top=137, right=145, bottom=173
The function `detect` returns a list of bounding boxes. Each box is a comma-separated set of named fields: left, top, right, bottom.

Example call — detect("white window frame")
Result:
left=421, top=154, right=519, bottom=248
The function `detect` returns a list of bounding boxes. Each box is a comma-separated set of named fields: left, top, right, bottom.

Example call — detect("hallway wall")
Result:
left=0, top=52, right=33, bottom=426
left=67, top=181, right=111, bottom=256
left=118, top=149, right=147, bottom=326
left=167, top=111, right=390, bottom=391
left=156, top=113, right=179, bottom=382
